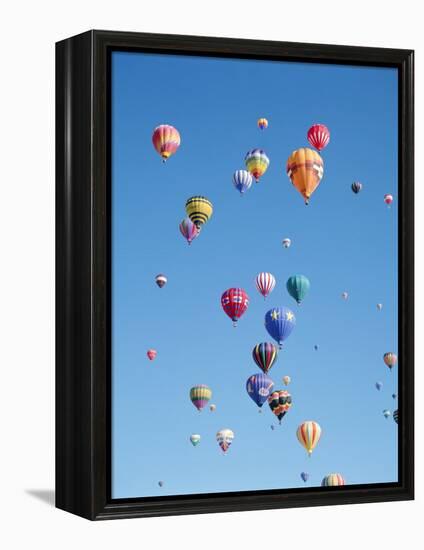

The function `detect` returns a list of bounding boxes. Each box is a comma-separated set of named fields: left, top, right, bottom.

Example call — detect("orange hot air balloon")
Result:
left=286, top=148, right=324, bottom=205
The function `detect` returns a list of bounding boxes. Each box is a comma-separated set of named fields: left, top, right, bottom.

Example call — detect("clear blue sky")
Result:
left=111, top=51, right=398, bottom=499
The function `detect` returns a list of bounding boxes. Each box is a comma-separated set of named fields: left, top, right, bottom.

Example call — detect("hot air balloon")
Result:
left=257, top=118, right=268, bottom=130
left=246, top=373, right=274, bottom=408
left=384, top=352, right=397, bottom=370
left=321, top=474, right=345, bottom=487
left=268, top=389, right=292, bottom=423
left=252, top=342, right=278, bottom=374
left=393, top=409, right=398, bottom=424
left=190, top=385, right=212, bottom=411
left=307, top=124, right=330, bottom=152
left=270, top=425, right=275, bottom=431
left=216, top=429, right=234, bottom=454
left=392, top=393, right=397, bottom=400
left=297, top=421, right=322, bottom=456
left=264, top=307, right=296, bottom=348
left=377, top=303, right=383, bottom=311
left=300, top=472, right=309, bottom=483
left=384, top=194, right=394, bottom=207
left=375, top=381, right=383, bottom=391
left=351, top=182, right=363, bottom=194
left=152, top=124, right=181, bottom=162
left=232, top=169, right=253, bottom=195
left=179, top=217, right=199, bottom=245
left=245, top=149, right=270, bottom=182
left=185, top=196, right=213, bottom=228
left=286, top=147, right=324, bottom=205
left=314, top=345, right=319, bottom=351
left=341, top=292, right=348, bottom=300
left=190, top=434, right=201, bottom=447
left=147, top=349, right=157, bottom=361
left=383, top=409, right=391, bottom=419
left=286, top=275, right=310, bottom=305
left=221, top=288, right=249, bottom=327
left=255, top=272, right=276, bottom=299
left=155, top=274, right=167, bottom=288
left=209, top=404, right=216, bottom=412
left=158, top=480, right=164, bottom=487
left=282, top=375, right=291, bottom=386
left=282, top=238, right=291, bottom=249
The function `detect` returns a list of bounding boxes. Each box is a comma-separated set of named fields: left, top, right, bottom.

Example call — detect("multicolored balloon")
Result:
left=246, top=373, right=274, bottom=408
left=190, top=434, right=201, bottom=447
left=147, top=349, right=157, bottom=361
left=268, top=389, right=292, bottom=423
left=282, top=238, right=291, bottom=249
left=282, top=375, right=291, bottom=386
left=351, top=182, right=363, bottom=194
left=300, top=472, right=309, bottom=483
left=297, top=421, right=322, bottom=456
left=384, top=194, right=394, bottom=206
left=321, top=474, right=345, bottom=487
left=383, top=409, right=391, bottom=419
left=179, top=217, right=199, bottom=245
left=375, top=381, right=383, bottom=391
left=286, top=275, right=310, bottom=305
left=245, top=149, right=270, bottom=182
left=264, top=307, right=296, bottom=348
left=221, top=288, right=249, bottom=327
left=190, top=385, right=212, bottom=411
left=255, top=272, right=276, bottom=299
left=155, top=274, right=167, bottom=288
left=252, top=342, right=278, bottom=374
left=257, top=118, right=268, bottom=130
left=393, top=409, right=398, bottom=424
left=307, top=124, right=330, bottom=152
left=216, top=429, right=234, bottom=454
left=286, top=147, right=324, bottom=205
left=384, top=352, right=397, bottom=370
left=152, top=124, right=181, bottom=162
left=232, top=170, right=253, bottom=195
left=185, top=196, right=213, bottom=228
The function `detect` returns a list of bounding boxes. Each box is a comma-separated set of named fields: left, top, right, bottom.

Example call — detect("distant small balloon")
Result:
left=282, top=375, right=291, bottom=386
left=147, top=349, right=157, bottom=361
left=383, top=352, right=397, bottom=370
left=383, top=409, right=391, bottom=419
left=392, top=394, right=397, bottom=400
left=216, top=429, right=234, bottom=454
left=282, top=238, right=291, bottom=249
left=210, top=404, right=216, bottom=412
left=257, top=118, right=268, bottom=130
left=384, top=194, right=394, bottom=206
left=341, top=292, right=348, bottom=300
left=179, top=217, right=199, bottom=245
left=393, top=409, right=398, bottom=424
left=270, top=425, right=275, bottom=431
left=314, top=345, right=319, bottom=351
left=158, top=481, right=164, bottom=487
left=300, top=472, right=309, bottom=483
left=377, top=303, right=383, bottom=311
left=155, top=274, right=167, bottom=288
left=351, top=182, right=363, bottom=194
left=321, top=474, right=345, bottom=487
left=190, top=434, right=201, bottom=447
left=375, top=381, right=383, bottom=391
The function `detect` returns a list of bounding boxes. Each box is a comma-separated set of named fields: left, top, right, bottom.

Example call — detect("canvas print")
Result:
left=111, top=51, right=398, bottom=499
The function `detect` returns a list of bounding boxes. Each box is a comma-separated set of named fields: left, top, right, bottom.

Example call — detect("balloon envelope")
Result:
left=179, top=217, right=199, bottom=245
left=221, top=288, right=249, bottom=326
left=257, top=118, right=268, bottom=130
left=301, top=472, right=309, bottom=482
left=245, top=149, right=270, bottom=182
left=268, top=389, right=292, bottom=423
left=322, top=474, right=345, bottom=486
left=216, top=429, right=234, bottom=453
left=190, top=434, right=201, bottom=446
left=232, top=169, right=253, bottom=195
left=252, top=342, right=278, bottom=374
left=375, top=381, right=383, bottom=391
left=351, top=182, right=363, bottom=194
left=297, top=421, right=322, bottom=456
left=185, top=196, right=213, bottom=228
left=286, top=274, right=310, bottom=304
left=264, top=307, right=296, bottom=348
left=384, top=352, right=397, bottom=369
left=152, top=124, right=180, bottom=161
left=286, top=147, right=324, bottom=204
left=190, top=385, right=212, bottom=411
left=255, top=272, right=276, bottom=298
left=246, top=373, right=274, bottom=408
left=282, top=238, right=291, bottom=248
left=147, top=349, right=157, bottom=361
left=307, top=124, right=330, bottom=151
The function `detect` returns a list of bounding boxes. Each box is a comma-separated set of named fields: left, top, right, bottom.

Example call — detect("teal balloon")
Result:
left=286, top=275, right=310, bottom=305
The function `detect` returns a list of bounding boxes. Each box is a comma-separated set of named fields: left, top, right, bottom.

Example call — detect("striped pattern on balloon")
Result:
left=255, top=272, right=276, bottom=299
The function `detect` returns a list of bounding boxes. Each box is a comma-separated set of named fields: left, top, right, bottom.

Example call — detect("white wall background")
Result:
left=0, top=1, right=420, bottom=548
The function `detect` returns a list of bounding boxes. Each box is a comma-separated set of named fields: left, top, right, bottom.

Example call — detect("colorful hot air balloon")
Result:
left=351, top=182, right=363, bottom=194
left=152, top=124, right=181, bottom=162
left=185, top=196, right=213, bottom=228
left=300, top=472, right=309, bottom=483
left=321, top=474, right=345, bottom=487
left=252, top=342, right=278, bottom=374
left=255, top=272, right=276, bottom=299
left=393, top=409, right=398, bottom=424
left=209, top=404, right=216, bottom=412
left=221, top=288, right=249, bottom=327
left=282, top=238, right=291, bottom=249
left=375, top=381, right=383, bottom=391
left=377, top=303, right=383, bottom=311
left=384, top=194, right=394, bottom=207
left=264, top=307, right=296, bottom=348
left=297, top=421, right=322, bottom=456
left=190, top=385, right=212, bottom=411
left=268, top=389, right=292, bottom=423
left=341, top=292, right=348, bottom=300
left=282, top=375, right=291, bottom=386
left=216, top=429, right=234, bottom=454
left=245, top=149, right=270, bottom=182
left=155, top=274, right=167, bottom=288
left=307, top=124, right=330, bottom=152
left=257, top=118, right=268, bottom=130
left=286, top=147, right=324, bottom=205
left=246, top=373, right=274, bottom=408
left=384, top=352, right=397, bottom=370
left=286, top=275, right=310, bottom=305
left=383, top=409, right=391, bottom=419
left=232, top=170, right=253, bottom=195
left=179, top=217, right=199, bottom=245
left=147, top=349, right=157, bottom=361
left=190, top=434, right=201, bottom=447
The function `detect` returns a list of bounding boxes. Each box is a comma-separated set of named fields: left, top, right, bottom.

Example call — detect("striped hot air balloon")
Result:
left=155, top=274, right=167, bottom=288
left=297, top=421, right=322, bottom=456
left=252, top=342, right=278, bottom=374
left=268, top=389, right=292, bottom=424
left=189, top=385, right=212, bottom=411
left=185, top=196, right=213, bottom=228
left=384, top=352, right=397, bottom=370
left=351, top=181, right=363, bottom=194
left=257, top=118, right=269, bottom=130
left=255, top=272, right=276, bottom=299
left=322, top=473, right=345, bottom=486
left=286, top=147, right=324, bottom=205
left=221, top=288, right=249, bottom=327
left=307, top=124, right=330, bottom=151
left=245, top=149, right=270, bottom=182
left=216, top=429, right=234, bottom=454
left=179, top=217, right=199, bottom=245
left=152, top=124, right=181, bottom=162
left=232, top=170, right=253, bottom=195
left=393, top=409, right=398, bottom=424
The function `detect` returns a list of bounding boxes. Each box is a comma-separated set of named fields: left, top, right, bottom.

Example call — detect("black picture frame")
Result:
left=56, top=30, right=414, bottom=521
